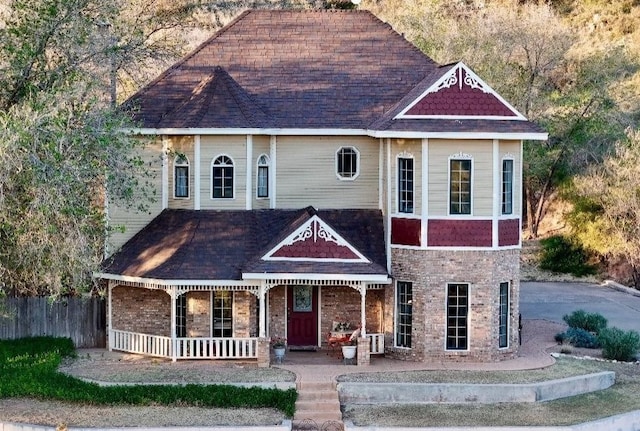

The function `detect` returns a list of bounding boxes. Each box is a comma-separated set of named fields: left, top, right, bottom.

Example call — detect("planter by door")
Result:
left=273, top=347, right=286, bottom=363
left=342, top=345, right=357, bottom=360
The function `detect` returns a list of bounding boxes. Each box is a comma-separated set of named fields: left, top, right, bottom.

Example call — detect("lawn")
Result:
left=341, top=356, right=640, bottom=427
left=0, top=337, right=297, bottom=417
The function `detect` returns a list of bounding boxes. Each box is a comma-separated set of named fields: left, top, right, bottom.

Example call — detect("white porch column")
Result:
left=360, top=285, right=367, bottom=337
left=259, top=282, right=267, bottom=338
left=108, top=281, right=114, bottom=351
left=170, top=286, right=177, bottom=362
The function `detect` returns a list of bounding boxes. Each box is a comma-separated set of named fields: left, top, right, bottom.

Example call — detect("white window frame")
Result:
left=176, top=293, right=187, bottom=338
left=394, top=280, right=413, bottom=348
left=397, top=152, right=415, bottom=214
left=445, top=282, right=470, bottom=351
left=335, top=146, right=360, bottom=180
left=173, top=154, right=190, bottom=199
left=256, top=154, right=270, bottom=199
left=448, top=153, right=473, bottom=216
left=211, top=154, right=235, bottom=199
left=501, top=157, right=514, bottom=215
left=211, top=290, right=234, bottom=338
left=498, top=281, right=510, bottom=349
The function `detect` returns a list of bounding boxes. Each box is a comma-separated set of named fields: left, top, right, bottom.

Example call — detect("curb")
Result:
left=603, top=280, right=640, bottom=298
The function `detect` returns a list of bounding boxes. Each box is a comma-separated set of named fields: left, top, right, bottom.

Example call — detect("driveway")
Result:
left=521, top=281, right=640, bottom=333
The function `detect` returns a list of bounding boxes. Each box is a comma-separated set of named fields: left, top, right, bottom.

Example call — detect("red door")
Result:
left=287, top=285, right=318, bottom=347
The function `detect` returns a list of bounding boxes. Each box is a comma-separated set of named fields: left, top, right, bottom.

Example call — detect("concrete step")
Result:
left=298, top=381, right=335, bottom=391
left=295, top=399, right=341, bottom=412
left=297, top=390, right=339, bottom=402
left=293, top=410, right=343, bottom=422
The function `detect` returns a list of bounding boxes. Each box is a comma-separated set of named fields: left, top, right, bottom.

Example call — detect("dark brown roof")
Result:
left=102, top=208, right=388, bottom=280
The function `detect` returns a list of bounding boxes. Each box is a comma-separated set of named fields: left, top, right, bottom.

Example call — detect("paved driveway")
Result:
left=521, top=281, right=640, bottom=333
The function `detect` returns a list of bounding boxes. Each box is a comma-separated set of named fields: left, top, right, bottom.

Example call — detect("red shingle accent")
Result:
left=499, top=219, right=520, bottom=246
left=391, top=217, right=421, bottom=246
left=427, top=219, right=492, bottom=247
left=271, top=237, right=360, bottom=260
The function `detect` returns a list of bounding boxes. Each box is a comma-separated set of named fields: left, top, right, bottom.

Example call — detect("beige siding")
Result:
left=107, top=139, right=163, bottom=254
left=168, top=136, right=195, bottom=210
left=428, top=139, right=493, bottom=217
left=275, top=136, right=379, bottom=209
left=199, top=136, right=247, bottom=210
left=500, top=140, right=522, bottom=216
left=390, top=139, right=422, bottom=216
left=252, top=135, right=271, bottom=210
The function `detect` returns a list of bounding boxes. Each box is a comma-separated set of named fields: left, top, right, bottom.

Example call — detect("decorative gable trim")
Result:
left=394, top=62, right=526, bottom=121
left=262, top=215, right=370, bottom=263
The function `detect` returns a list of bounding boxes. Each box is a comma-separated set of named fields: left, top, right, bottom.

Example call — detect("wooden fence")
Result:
left=0, top=296, right=106, bottom=348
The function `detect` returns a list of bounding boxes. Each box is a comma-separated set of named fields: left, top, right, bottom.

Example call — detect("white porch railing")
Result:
left=367, top=333, right=385, bottom=354
left=110, top=329, right=258, bottom=360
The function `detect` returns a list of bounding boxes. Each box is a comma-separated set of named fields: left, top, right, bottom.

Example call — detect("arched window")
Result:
left=211, top=155, right=234, bottom=199
left=174, top=154, right=189, bottom=198
left=256, top=154, right=270, bottom=198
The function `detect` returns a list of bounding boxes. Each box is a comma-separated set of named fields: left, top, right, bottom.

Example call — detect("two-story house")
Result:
left=97, top=9, right=547, bottom=366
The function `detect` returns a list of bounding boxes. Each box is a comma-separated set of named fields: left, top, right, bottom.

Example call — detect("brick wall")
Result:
left=111, top=286, right=171, bottom=336
left=187, top=291, right=210, bottom=337
left=389, top=248, right=520, bottom=362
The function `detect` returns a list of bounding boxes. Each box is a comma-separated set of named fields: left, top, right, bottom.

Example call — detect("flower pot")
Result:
left=341, top=345, right=357, bottom=360
left=273, top=347, right=286, bottom=363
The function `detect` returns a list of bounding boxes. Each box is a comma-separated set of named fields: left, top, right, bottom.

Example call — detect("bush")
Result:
left=563, top=310, right=608, bottom=334
left=598, top=327, right=640, bottom=362
left=539, top=235, right=597, bottom=277
left=564, top=327, right=601, bottom=349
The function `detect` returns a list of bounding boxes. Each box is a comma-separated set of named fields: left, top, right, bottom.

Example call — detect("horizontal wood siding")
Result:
left=390, top=139, right=422, bottom=215
left=500, top=140, right=521, bottom=216
left=107, top=140, right=163, bottom=254
left=275, top=136, right=379, bottom=209
left=0, top=297, right=106, bottom=348
left=428, top=139, right=493, bottom=217
left=168, top=136, right=195, bottom=210
left=252, top=135, right=271, bottom=210
left=199, top=136, right=246, bottom=210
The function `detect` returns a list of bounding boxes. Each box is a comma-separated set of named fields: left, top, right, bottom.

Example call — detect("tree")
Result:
left=571, top=129, right=640, bottom=288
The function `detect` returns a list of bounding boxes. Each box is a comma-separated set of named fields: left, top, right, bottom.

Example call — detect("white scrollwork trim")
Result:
left=317, top=224, right=340, bottom=245
left=288, top=223, right=313, bottom=245
left=428, top=69, right=458, bottom=95
left=502, top=152, right=515, bottom=160
left=397, top=150, right=414, bottom=159
left=449, top=151, right=473, bottom=159
left=463, top=70, right=490, bottom=93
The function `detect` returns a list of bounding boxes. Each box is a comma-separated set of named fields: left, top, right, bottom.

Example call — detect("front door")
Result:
left=287, top=285, right=318, bottom=346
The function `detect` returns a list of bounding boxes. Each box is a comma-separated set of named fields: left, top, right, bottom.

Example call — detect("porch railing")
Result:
left=367, top=332, right=384, bottom=354
left=110, top=329, right=258, bottom=360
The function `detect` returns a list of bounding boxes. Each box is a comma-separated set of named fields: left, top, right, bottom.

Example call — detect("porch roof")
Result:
left=101, top=208, right=388, bottom=282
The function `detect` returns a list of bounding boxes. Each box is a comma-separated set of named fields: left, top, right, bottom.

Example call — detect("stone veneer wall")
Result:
left=387, top=248, right=520, bottom=362
left=111, top=286, right=171, bottom=336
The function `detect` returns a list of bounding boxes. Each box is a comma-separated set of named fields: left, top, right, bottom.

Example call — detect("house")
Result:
left=97, top=9, right=547, bottom=366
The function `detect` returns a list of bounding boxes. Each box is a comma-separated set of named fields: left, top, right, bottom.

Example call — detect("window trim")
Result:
left=448, top=154, right=473, bottom=216
left=173, top=154, right=190, bottom=199
left=210, top=154, right=235, bottom=200
left=211, top=290, right=233, bottom=338
left=394, top=280, right=413, bottom=349
left=397, top=153, right=415, bottom=214
left=501, top=157, right=514, bottom=215
left=445, top=282, right=469, bottom=351
left=256, top=154, right=270, bottom=199
left=176, top=293, right=187, bottom=338
left=335, top=146, right=360, bottom=181
left=499, top=281, right=510, bottom=349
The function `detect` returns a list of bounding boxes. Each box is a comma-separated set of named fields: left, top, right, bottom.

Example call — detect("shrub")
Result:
left=564, top=327, right=601, bottom=349
left=539, top=235, right=597, bottom=277
left=563, top=310, right=608, bottom=334
left=598, top=327, right=640, bottom=362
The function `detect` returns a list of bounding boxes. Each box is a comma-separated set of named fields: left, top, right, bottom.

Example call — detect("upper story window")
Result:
left=211, top=155, right=234, bottom=199
left=336, top=146, right=359, bottom=180
left=256, top=154, right=269, bottom=198
left=174, top=154, right=189, bottom=198
left=449, top=157, right=472, bottom=215
left=398, top=156, right=414, bottom=213
left=502, top=159, right=514, bottom=215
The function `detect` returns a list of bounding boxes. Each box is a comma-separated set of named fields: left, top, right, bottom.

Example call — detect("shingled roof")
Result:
left=124, top=9, right=546, bottom=137
left=101, top=208, right=388, bottom=281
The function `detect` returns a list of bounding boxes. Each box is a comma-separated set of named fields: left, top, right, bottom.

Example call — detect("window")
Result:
left=212, top=291, right=232, bottom=338
left=502, top=159, right=514, bottom=215
left=450, top=159, right=471, bottom=215
left=257, top=154, right=269, bottom=198
left=174, top=154, right=189, bottom=198
left=336, top=147, right=359, bottom=180
left=499, top=282, right=509, bottom=348
left=396, top=281, right=412, bottom=348
left=211, top=155, right=234, bottom=199
left=398, top=157, right=414, bottom=213
left=176, top=293, right=187, bottom=338
left=446, top=283, right=468, bottom=350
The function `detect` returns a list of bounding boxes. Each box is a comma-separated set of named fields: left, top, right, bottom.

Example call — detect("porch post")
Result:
left=360, top=284, right=367, bottom=336
left=259, top=282, right=266, bottom=338
left=170, top=286, right=177, bottom=362
left=108, top=280, right=114, bottom=351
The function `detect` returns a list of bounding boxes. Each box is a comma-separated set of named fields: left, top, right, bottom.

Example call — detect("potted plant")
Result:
left=341, top=337, right=357, bottom=361
left=271, top=337, right=287, bottom=363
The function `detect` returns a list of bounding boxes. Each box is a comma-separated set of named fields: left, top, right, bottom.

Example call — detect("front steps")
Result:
left=294, top=381, right=343, bottom=428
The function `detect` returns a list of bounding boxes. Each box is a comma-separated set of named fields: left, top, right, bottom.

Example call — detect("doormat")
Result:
left=288, top=346, right=319, bottom=352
